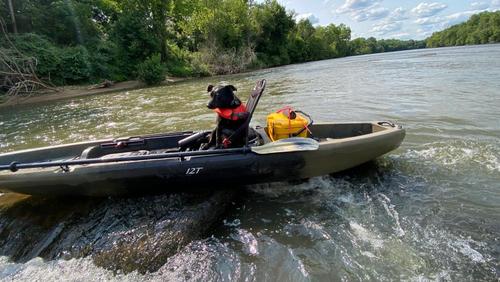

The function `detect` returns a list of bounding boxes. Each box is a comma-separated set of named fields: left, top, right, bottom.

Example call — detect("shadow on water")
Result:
left=0, top=189, right=237, bottom=274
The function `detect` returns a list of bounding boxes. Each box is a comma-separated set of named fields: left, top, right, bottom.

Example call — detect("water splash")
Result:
left=403, top=140, right=500, bottom=173
left=230, top=229, right=259, bottom=256
left=377, top=193, right=406, bottom=237
left=349, top=221, right=384, bottom=249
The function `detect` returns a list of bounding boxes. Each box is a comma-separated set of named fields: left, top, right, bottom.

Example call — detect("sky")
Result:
left=269, top=0, right=500, bottom=39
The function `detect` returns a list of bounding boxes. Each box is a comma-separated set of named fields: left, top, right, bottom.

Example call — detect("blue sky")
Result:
left=271, top=0, right=500, bottom=39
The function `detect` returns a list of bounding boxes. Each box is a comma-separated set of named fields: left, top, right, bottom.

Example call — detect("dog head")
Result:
left=206, top=84, right=241, bottom=109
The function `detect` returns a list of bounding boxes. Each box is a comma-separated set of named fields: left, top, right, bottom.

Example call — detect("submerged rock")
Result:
left=0, top=190, right=236, bottom=274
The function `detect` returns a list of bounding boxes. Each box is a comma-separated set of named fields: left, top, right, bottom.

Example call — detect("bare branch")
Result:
left=0, top=19, right=58, bottom=100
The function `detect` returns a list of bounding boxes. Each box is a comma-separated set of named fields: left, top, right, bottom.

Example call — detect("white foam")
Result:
left=247, top=175, right=342, bottom=198
left=232, top=229, right=259, bottom=256
left=450, top=239, right=486, bottom=263
left=302, top=221, right=332, bottom=240
left=360, top=251, right=377, bottom=258
left=0, top=256, right=143, bottom=281
left=410, top=270, right=451, bottom=281
left=223, top=219, right=241, bottom=227
left=377, top=193, right=406, bottom=237
left=283, top=208, right=295, bottom=216
left=349, top=221, right=384, bottom=249
left=403, top=141, right=500, bottom=173
left=484, top=154, right=500, bottom=172
left=287, top=248, right=309, bottom=278
left=284, top=221, right=331, bottom=241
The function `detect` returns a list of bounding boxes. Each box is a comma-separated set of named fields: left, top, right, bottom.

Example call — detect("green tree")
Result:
left=137, top=53, right=166, bottom=85
left=251, top=0, right=295, bottom=66
left=112, top=0, right=171, bottom=62
left=111, top=11, right=158, bottom=76
left=0, top=0, right=433, bottom=91
left=3, top=0, right=102, bottom=46
left=426, top=11, right=500, bottom=47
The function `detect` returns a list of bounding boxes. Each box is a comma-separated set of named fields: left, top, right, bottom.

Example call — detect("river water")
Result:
left=0, top=45, right=499, bottom=281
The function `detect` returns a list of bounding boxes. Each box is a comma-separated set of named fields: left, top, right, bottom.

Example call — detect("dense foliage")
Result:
left=426, top=11, right=500, bottom=47
left=350, top=37, right=426, bottom=55
left=137, top=54, right=166, bottom=85
left=1, top=0, right=427, bottom=91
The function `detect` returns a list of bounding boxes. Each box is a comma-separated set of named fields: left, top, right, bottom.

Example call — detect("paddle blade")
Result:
left=251, top=137, right=319, bottom=155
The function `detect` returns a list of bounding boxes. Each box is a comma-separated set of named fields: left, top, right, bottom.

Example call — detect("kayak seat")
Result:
left=200, top=79, right=266, bottom=150
left=242, top=79, right=266, bottom=146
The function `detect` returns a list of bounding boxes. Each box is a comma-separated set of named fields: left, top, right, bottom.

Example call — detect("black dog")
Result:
left=205, top=84, right=249, bottom=149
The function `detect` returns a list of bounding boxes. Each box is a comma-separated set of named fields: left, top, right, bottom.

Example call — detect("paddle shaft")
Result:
left=0, top=147, right=251, bottom=172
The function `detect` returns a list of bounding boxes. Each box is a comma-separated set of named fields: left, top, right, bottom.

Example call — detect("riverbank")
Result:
left=0, top=77, right=188, bottom=108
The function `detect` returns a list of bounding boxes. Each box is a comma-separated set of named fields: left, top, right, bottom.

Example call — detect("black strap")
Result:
left=290, top=110, right=313, bottom=137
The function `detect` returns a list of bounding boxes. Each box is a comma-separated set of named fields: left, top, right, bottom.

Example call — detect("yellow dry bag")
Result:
left=267, top=107, right=312, bottom=141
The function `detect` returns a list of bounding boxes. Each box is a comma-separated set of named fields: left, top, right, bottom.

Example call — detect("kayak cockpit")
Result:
left=305, top=122, right=400, bottom=140
left=83, top=128, right=269, bottom=160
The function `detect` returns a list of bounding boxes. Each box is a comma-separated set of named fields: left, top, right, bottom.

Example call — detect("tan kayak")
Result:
left=0, top=121, right=405, bottom=196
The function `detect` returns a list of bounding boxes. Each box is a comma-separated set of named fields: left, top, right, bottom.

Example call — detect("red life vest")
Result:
left=214, top=104, right=248, bottom=121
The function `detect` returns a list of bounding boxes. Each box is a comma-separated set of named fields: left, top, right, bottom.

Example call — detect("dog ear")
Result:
left=207, top=85, right=214, bottom=92
left=228, top=85, right=237, bottom=91
left=230, top=96, right=241, bottom=108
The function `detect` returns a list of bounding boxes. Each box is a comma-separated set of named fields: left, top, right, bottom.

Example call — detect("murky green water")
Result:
left=0, top=45, right=499, bottom=281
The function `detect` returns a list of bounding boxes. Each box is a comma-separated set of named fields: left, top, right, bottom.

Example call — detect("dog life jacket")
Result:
left=213, top=104, right=248, bottom=121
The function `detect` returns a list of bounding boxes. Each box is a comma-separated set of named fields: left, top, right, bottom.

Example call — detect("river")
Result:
left=0, top=45, right=499, bottom=281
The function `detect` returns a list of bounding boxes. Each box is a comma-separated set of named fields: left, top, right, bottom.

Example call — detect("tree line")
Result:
left=426, top=11, right=500, bottom=47
left=0, top=0, right=426, bottom=92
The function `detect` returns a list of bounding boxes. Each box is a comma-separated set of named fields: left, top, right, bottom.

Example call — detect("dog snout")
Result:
left=207, top=99, right=216, bottom=109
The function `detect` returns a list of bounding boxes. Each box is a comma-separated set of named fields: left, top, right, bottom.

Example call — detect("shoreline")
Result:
left=0, top=77, right=189, bottom=108
left=1, top=43, right=485, bottom=109
left=0, top=47, right=423, bottom=109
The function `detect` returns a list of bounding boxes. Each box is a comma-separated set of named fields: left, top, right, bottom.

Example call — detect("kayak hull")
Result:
left=0, top=122, right=405, bottom=196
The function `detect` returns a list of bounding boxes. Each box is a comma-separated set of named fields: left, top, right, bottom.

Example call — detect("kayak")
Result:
left=0, top=79, right=405, bottom=196
left=0, top=121, right=405, bottom=196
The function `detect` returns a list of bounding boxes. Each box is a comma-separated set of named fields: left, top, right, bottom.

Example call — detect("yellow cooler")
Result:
left=267, top=109, right=310, bottom=141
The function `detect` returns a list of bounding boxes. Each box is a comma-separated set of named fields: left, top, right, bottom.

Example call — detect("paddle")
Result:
left=0, top=138, right=319, bottom=172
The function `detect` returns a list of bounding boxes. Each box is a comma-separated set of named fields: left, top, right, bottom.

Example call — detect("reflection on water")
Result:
left=1, top=45, right=499, bottom=280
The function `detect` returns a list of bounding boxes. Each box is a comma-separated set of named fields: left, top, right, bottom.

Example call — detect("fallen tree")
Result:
left=0, top=20, right=57, bottom=99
